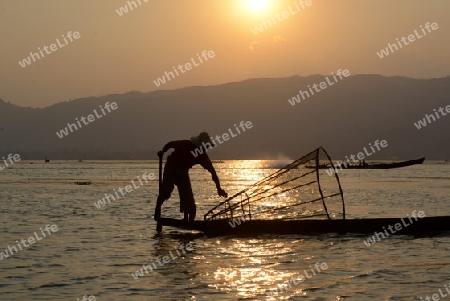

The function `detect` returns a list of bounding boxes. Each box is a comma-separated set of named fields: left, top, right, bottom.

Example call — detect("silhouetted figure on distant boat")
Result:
left=154, top=132, right=228, bottom=222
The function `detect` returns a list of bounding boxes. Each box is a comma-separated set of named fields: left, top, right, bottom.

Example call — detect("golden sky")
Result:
left=0, top=0, right=449, bottom=107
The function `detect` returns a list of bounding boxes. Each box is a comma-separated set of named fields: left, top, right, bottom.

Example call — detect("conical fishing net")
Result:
left=204, top=147, right=345, bottom=221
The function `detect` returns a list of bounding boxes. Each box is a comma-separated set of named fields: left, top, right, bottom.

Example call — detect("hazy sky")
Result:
left=1, top=0, right=449, bottom=108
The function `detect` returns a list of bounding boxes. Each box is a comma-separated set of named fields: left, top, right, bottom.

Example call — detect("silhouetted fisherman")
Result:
left=154, top=132, right=228, bottom=223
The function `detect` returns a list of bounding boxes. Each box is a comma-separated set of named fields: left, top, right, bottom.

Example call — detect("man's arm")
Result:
left=162, top=142, right=174, bottom=152
left=210, top=169, right=220, bottom=189
left=204, top=162, right=228, bottom=198
left=212, top=169, right=228, bottom=198
left=158, top=141, right=175, bottom=157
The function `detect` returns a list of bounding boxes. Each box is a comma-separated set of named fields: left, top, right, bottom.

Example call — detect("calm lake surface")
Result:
left=0, top=160, right=449, bottom=300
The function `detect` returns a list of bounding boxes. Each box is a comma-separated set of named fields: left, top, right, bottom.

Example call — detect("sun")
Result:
left=246, top=0, right=271, bottom=13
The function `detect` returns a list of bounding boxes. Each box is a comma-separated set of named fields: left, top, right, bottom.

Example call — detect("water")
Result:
left=0, top=160, right=449, bottom=300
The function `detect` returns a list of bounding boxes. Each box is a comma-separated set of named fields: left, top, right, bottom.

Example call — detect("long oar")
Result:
left=156, top=153, right=163, bottom=232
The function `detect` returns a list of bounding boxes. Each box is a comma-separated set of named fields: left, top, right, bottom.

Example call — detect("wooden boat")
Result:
left=75, top=180, right=91, bottom=185
left=343, top=157, right=425, bottom=169
left=156, top=148, right=447, bottom=236
left=157, top=216, right=450, bottom=236
left=306, top=157, right=425, bottom=170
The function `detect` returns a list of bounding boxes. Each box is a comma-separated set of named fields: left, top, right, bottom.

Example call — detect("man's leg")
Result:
left=154, top=158, right=175, bottom=220
left=175, top=171, right=196, bottom=222
left=188, top=205, right=196, bottom=222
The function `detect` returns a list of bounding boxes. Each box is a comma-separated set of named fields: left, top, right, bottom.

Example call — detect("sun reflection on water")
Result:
left=209, top=238, right=312, bottom=299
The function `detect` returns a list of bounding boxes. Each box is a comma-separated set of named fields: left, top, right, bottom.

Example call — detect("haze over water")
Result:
left=0, top=160, right=449, bottom=300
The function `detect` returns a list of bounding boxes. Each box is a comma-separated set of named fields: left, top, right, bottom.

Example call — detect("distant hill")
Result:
left=0, top=75, right=449, bottom=160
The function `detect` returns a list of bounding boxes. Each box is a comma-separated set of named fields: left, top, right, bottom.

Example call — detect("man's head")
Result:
left=191, top=132, right=213, bottom=148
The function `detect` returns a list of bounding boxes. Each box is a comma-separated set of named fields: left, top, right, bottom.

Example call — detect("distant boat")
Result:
left=343, top=157, right=425, bottom=170
left=75, top=181, right=91, bottom=185
left=212, top=160, right=224, bottom=163
left=307, top=157, right=425, bottom=170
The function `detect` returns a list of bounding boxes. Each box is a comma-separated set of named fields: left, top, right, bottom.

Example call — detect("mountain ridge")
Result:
left=0, top=75, right=449, bottom=160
